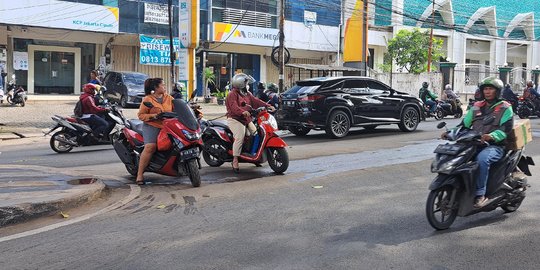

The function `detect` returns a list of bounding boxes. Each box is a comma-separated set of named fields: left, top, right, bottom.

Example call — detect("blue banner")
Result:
left=139, top=35, right=183, bottom=66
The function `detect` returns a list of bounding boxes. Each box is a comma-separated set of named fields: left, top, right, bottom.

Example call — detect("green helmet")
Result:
left=479, top=76, right=504, bottom=99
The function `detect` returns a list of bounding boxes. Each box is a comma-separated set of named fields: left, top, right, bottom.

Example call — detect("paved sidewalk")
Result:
left=0, top=95, right=227, bottom=143
left=0, top=165, right=105, bottom=227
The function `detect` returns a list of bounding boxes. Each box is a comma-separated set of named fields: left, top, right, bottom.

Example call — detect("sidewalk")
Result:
left=0, top=165, right=105, bottom=227
left=0, top=95, right=227, bottom=143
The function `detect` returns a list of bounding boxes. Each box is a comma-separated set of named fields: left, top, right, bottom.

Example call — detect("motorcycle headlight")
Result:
left=182, top=130, right=201, bottom=141
left=267, top=115, right=278, bottom=130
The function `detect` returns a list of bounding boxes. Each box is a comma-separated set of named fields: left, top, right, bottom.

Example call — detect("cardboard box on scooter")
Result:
left=507, top=119, right=533, bottom=150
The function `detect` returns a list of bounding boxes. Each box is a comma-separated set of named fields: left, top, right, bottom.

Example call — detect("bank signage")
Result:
left=284, top=21, right=339, bottom=52
left=212, top=22, right=279, bottom=47
left=139, top=35, right=184, bottom=66
left=0, top=0, right=119, bottom=33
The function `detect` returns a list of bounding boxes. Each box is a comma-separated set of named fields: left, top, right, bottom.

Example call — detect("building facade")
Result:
left=368, top=0, right=540, bottom=93
left=197, top=0, right=341, bottom=95
left=0, top=0, right=180, bottom=95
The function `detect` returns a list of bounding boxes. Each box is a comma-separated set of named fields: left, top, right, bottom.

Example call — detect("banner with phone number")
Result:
left=139, top=35, right=183, bottom=65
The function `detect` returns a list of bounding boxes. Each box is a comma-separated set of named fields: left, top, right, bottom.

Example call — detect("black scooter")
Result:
left=426, top=122, right=534, bottom=230
left=436, top=99, right=463, bottom=119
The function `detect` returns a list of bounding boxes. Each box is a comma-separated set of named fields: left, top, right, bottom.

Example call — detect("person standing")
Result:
left=136, top=78, right=174, bottom=185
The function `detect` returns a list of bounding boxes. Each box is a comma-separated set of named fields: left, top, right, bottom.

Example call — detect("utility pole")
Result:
left=427, top=0, right=435, bottom=73
left=278, top=0, right=285, bottom=93
left=168, top=0, right=175, bottom=92
left=362, top=0, right=368, bottom=76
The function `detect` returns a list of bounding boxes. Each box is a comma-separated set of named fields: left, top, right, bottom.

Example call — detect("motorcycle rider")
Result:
left=441, top=77, right=513, bottom=208
left=226, top=73, right=274, bottom=173
left=443, top=84, right=458, bottom=112
left=80, top=83, right=110, bottom=139
left=502, top=84, right=519, bottom=110
left=522, top=80, right=540, bottom=112
left=419, top=82, right=438, bottom=116
left=136, top=78, right=174, bottom=185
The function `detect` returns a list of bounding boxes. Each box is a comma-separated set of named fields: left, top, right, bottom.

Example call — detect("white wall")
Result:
left=375, top=72, right=443, bottom=97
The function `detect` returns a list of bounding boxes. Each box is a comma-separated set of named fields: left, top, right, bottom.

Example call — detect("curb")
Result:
left=0, top=179, right=106, bottom=227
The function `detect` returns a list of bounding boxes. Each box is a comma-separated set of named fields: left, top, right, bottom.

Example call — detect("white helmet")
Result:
left=445, top=84, right=452, bottom=90
left=231, top=73, right=255, bottom=90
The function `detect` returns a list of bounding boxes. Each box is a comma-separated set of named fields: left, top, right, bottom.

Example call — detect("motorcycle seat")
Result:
left=207, top=120, right=229, bottom=130
left=127, top=119, right=144, bottom=135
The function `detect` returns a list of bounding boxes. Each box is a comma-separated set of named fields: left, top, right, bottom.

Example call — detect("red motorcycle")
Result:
left=112, top=99, right=203, bottom=187
left=201, top=104, right=289, bottom=174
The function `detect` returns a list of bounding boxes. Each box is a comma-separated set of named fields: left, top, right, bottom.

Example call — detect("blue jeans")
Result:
left=425, top=100, right=437, bottom=113
left=475, top=146, right=505, bottom=196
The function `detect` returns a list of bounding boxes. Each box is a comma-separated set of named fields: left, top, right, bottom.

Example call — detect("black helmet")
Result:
left=422, top=82, right=429, bottom=88
left=479, top=76, right=504, bottom=99
left=267, top=83, right=278, bottom=92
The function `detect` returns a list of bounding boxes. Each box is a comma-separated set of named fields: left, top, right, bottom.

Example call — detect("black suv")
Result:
left=275, top=76, right=424, bottom=138
left=103, top=71, right=149, bottom=107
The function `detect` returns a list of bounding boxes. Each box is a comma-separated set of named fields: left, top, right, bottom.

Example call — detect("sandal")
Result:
left=135, top=179, right=145, bottom=185
left=232, top=163, right=240, bottom=174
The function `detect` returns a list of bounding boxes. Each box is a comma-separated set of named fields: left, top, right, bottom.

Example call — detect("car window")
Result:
left=123, top=73, right=148, bottom=86
left=285, top=85, right=319, bottom=95
left=343, top=80, right=369, bottom=95
left=366, top=81, right=390, bottom=95
left=319, top=81, right=344, bottom=92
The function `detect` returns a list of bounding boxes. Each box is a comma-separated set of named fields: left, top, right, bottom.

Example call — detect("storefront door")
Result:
left=28, top=45, right=81, bottom=94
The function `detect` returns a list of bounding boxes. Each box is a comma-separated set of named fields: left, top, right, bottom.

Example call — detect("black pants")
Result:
left=84, top=115, right=109, bottom=137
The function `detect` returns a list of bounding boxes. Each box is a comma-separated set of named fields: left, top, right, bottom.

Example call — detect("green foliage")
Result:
left=213, top=89, right=228, bottom=99
left=203, top=67, right=216, bottom=97
left=386, top=28, right=445, bottom=74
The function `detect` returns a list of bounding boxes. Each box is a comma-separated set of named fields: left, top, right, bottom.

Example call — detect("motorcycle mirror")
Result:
left=189, top=91, right=196, bottom=101
left=436, top=122, right=447, bottom=129
left=143, top=101, right=154, bottom=108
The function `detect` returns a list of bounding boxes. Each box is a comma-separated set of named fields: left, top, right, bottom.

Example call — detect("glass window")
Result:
left=226, top=0, right=241, bottom=9
left=366, top=81, right=390, bottom=95
left=213, top=0, right=225, bottom=8
left=343, top=80, right=369, bottom=94
left=285, top=85, right=319, bottom=95
left=122, top=73, right=148, bottom=86
left=212, top=8, right=223, bottom=22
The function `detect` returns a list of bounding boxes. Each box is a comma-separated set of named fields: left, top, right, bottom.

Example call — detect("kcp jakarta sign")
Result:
left=0, top=0, right=119, bottom=33
left=139, top=35, right=186, bottom=66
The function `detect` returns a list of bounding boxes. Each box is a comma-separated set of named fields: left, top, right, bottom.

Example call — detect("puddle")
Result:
left=67, top=178, right=98, bottom=185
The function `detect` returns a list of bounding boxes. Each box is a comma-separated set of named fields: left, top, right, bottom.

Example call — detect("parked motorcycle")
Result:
left=436, top=99, right=464, bottom=119
left=111, top=99, right=203, bottom=187
left=46, top=103, right=126, bottom=153
left=201, top=103, right=289, bottom=174
left=426, top=122, right=534, bottom=230
left=6, top=75, right=27, bottom=106
left=516, top=97, right=537, bottom=119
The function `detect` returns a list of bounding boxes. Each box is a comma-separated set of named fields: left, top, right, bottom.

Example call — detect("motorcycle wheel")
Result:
left=434, top=108, right=444, bottom=120
left=6, top=95, right=13, bottom=105
left=125, top=164, right=138, bottom=177
left=518, top=109, right=530, bottom=119
left=501, top=195, right=525, bottom=213
left=20, top=99, right=25, bottom=107
left=288, top=126, right=311, bottom=136
left=426, top=185, right=458, bottom=230
left=202, top=138, right=226, bottom=167
left=50, top=131, right=75, bottom=153
left=454, top=108, right=463, bottom=118
left=186, top=159, right=201, bottom=187
left=267, top=147, right=289, bottom=174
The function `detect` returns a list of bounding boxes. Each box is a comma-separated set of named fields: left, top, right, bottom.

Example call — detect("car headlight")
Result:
left=182, top=130, right=201, bottom=141
left=267, top=115, right=278, bottom=130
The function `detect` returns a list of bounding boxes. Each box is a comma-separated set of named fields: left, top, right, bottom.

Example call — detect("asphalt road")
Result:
left=1, top=118, right=540, bottom=269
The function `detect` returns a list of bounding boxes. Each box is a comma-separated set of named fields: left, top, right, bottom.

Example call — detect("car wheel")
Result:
left=398, top=106, right=420, bottom=132
left=325, top=110, right=350, bottom=139
left=120, top=95, right=128, bottom=108
left=288, top=126, right=311, bottom=136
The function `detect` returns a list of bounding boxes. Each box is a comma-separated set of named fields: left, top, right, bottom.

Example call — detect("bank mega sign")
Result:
left=212, top=23, right=279, bottom=47
left=0, top=0, right=119, bottom=33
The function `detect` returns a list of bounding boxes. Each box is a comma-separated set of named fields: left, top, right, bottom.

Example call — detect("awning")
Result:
left=285, top=64, right=364, bottom=72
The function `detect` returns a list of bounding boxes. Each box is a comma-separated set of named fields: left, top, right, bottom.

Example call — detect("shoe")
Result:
left=232, top=163, right=240, bottom=174
left=255, top=163, right=262, bottom=167
left=135, top=179, right=145, bottom=185
left=473, top=196, right=488, bottom=208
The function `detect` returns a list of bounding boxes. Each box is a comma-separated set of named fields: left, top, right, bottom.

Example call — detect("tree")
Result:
left=381, top=28, right=444, bottom=74
left=203, top=67, right=215, bottom=98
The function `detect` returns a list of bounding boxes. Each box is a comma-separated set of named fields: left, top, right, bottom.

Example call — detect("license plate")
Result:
left=283, top=100, right=296, bottom=107
left=180, top=148, right=199, bottom=160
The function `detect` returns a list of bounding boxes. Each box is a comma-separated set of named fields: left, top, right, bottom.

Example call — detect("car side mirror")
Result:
left=143, top=101, right=154, bottom=108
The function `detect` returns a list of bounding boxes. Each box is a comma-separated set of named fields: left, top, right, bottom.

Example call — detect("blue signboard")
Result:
left=139, top=35, right=183, bottom=65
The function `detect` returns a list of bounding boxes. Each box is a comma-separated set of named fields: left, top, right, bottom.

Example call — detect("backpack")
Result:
left=74, top=100, right=83, bottom=117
